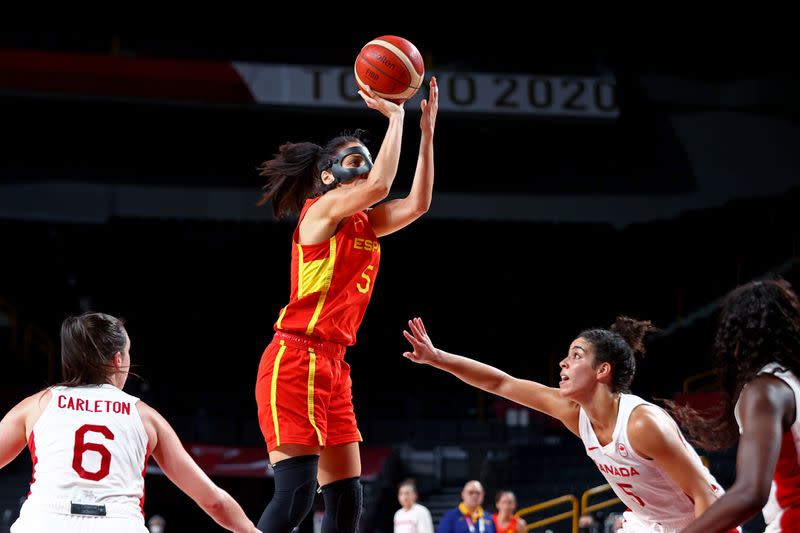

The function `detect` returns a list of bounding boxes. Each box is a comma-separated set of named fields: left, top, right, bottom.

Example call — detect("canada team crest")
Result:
left=618, top=443, right=629, bottom=457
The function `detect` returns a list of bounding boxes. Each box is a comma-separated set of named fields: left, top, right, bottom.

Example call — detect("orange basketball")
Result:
left=354, top=36, right=425, bottom=104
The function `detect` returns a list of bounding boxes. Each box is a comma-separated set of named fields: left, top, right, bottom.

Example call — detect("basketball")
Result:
left=354, top=36, right=425, bottom=104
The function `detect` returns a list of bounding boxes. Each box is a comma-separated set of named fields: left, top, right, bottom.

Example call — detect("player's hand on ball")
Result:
left=403, top=317, right=437, bottom=364
left=358, top=84, right=405, bottom=119
left=420, top=76, right=438, bottom=137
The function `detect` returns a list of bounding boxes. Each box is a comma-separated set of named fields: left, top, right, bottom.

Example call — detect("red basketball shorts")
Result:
left=255, top=332, right=361, bottom=451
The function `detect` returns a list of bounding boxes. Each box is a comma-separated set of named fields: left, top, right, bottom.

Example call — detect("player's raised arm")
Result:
left=403, top=317, right=580, bottom=434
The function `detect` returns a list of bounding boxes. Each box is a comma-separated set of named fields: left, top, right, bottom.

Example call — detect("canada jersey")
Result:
left=579, top=393, right=722, bottom=531
left=735, top=363, right=800, bottom=530
left=274, top=197, right=381, bottom=346
left=23, top=385, right=149, bottom=514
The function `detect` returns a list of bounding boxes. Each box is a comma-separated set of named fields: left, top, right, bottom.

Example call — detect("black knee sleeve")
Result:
left=320, top=476, right=363, bottom=533
left=257, top=455, right=319, bottom=533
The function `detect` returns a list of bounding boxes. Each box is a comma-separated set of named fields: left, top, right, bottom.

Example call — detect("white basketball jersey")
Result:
left=23, top=384, right=149, bottom=516
left=579, top=393, right=723, bottom=531
left=735, top=363, right=800, bottom=531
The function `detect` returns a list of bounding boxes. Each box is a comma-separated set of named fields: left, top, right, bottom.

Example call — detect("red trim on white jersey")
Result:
left=775, top=430, right=800, bottom=510
left=139, top=445, right=151, bottom=515
left=27, top=430, right=38, bottom=495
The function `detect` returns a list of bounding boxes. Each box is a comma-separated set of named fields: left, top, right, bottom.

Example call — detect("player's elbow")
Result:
left=412, top=199, right=431, bottom=216
left=366, top=180, right=391, bottom=201
left=720, top=482, right=770, bottom=518
left=740, top=483, right=771, bottom=512
left=490, top=374, right=511, bottom=395
left=198, top=486, right=227, bottom=514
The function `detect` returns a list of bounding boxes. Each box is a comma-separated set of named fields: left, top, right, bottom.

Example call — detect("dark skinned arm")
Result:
left=680, top=375, right=795, bottom=533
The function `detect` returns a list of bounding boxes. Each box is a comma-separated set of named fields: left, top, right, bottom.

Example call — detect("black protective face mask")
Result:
left=318, top=145, right=373, bottom=186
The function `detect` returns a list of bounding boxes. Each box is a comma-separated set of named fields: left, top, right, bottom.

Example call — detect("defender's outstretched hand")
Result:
left=403, top=317, right=438, bottom=364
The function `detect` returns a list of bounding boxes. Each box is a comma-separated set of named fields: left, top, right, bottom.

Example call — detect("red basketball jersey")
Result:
left=274, top=198, right=381, bottom=346
left=492, top=514, right=519, bottom=533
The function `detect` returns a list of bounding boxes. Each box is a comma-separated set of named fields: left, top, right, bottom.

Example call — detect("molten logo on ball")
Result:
left=354, top=36, right=424, bottom=104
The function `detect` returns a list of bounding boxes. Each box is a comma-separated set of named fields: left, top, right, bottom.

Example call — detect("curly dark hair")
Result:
left=579, top=316, right=657, bottom=393
left=669, top=278, right=800, bottom=451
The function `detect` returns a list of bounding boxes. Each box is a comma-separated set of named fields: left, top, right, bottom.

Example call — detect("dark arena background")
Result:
left=0, top=29, right=797, bottom=533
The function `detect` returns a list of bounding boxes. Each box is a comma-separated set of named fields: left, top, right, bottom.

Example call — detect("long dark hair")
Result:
left=60, top=312, right=128, bottom=386
left=257, top=131, right=367, bottom=218
left=669, top=278, right=800, bottom=450
left=579, top=316, right=656, bottom=393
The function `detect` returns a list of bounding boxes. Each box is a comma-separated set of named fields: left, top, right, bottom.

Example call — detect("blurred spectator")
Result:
left=491, top=491, right=525, bottom=533
left=148, top=514, right=166, bottom=533
left=2, top=508, right=14, bottom=533
left=437, top=481, right=495, bottom=533
left=394, top=479, right=434, bottom=533
left=578, top=513, right=598, bottom=533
